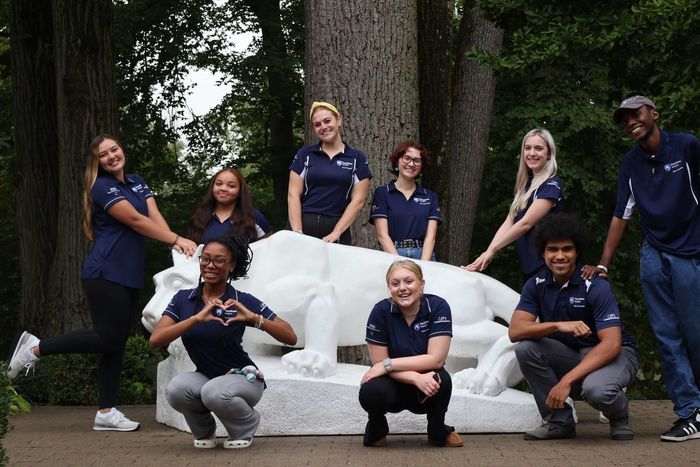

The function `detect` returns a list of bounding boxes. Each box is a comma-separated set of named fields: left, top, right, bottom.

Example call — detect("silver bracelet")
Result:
left=596, top=264, right=609, bottom=274
left=256, top=314, right=264, bottom=329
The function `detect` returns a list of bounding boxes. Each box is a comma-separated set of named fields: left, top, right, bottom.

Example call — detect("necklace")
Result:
left=402, top=309, right=420, bottom=319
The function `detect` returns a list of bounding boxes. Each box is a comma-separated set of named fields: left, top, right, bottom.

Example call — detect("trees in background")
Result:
left=10, top=0, right=117, bottom=337
left=4, top=0, right=700, bottom=398
left=468, top=0, right=700, bottom=396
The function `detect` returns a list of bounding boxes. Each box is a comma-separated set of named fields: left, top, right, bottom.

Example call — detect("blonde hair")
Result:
left=508, top=128, right=558, bottom=219
left=309, top=101, right=340, bottom=120
left=385, top=259, right=424, bottom=285
left=82, top=134, right=121, bottom=240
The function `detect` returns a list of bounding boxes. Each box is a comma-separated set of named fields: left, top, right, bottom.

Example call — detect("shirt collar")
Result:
left=387, top=181, right=427, bottom=195
left=388, top=296, right=428, bottom=318
left=543, top=264, right=584, bottom=288
left=187, top=283, right=239, bottom=302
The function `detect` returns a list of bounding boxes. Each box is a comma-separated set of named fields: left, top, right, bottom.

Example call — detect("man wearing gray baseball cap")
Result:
left=582, top=95, right=700, bottom=442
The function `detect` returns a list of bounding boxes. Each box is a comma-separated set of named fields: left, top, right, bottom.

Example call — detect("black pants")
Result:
left=39, top=278, right=139, bottom=409
left=289, top=213, right=351, bottom=245
left=358, top=367, right=453, bottom=446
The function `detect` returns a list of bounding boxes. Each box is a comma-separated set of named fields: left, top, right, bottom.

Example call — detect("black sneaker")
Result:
left=660, top=409, right=700, bottom=442
left=523, top=423, right=576, bottom=440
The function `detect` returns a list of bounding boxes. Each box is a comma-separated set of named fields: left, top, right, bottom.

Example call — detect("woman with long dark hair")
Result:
left=187, top=167, right=272, bottom=245
left=8, top=134, right=197, bottom=431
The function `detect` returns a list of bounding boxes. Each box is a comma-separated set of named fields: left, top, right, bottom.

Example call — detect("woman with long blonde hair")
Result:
left=8, top=134, right=197, bottom=431
left=465, top=128, right=564, bottom=279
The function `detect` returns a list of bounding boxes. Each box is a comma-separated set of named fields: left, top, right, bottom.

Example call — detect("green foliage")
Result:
left=0, top=363, right=31, bottom=465
left=469, top=0, right=700, bottom=398
left=13, top=335, right=160, bottom=406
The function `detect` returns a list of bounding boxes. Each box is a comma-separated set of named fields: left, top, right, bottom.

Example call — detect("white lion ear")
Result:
left=171, top=244, right=204, bottom=267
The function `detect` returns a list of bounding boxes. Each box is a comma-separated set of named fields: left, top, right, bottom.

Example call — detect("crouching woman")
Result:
left=150, top=235, right=297, bottom=449
left=359, top=260, right=463, bottom=447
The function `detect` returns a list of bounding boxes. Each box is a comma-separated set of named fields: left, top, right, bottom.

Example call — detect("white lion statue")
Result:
left=143, top=231, right=522, bottom=394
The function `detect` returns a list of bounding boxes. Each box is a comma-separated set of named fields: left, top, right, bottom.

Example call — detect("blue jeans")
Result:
left=639, top=242, right=700, bottom=418
left=396, top=247, right=436, bottom=261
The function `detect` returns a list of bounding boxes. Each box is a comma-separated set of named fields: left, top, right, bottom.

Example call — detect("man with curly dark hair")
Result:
left=510, top=213, right=639, bottom=441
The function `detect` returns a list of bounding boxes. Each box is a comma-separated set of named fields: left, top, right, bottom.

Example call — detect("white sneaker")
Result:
left=7, top=331, right=40, bottom=379
left=224, top=438, right=252, bottom=449
left=194, top=437, right=217, bottom=448
left=93, top=408, right=140, bottom=432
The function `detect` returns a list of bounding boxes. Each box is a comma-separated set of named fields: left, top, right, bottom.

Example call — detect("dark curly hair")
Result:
left=388, top=140, right=432, bottom=174
left=532, top=212, right=587, bottom=259
left=186, top=168, right=258, bottom=244
left=204, top=235, right=253, bottom=281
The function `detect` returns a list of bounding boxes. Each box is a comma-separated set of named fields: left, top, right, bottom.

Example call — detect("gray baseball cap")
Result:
left=613, top=95, right=656, bottom=124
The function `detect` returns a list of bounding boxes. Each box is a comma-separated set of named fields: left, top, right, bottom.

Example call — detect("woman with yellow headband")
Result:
left=287, top=101, right=372, bottom=244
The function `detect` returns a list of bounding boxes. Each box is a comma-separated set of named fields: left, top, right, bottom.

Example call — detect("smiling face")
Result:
left=97, top=139, right=126, bottom=179
left=388, top=266, right=424, bottom=313
left=522, top=135, right=550, bottom=175
left=311, top=108, right=342, bottom=144
left=398, top=146, right=423, bottom=180
left=199, top=242, right=235, bottom=286
left=620, top=105, right=659, bottom=143
left=212, top=170, right=240, bottom=207
left=543, top=239, right=578, bottom=284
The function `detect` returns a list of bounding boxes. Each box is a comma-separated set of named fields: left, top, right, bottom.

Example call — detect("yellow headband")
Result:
left=309, top=101, right=340, bottom=120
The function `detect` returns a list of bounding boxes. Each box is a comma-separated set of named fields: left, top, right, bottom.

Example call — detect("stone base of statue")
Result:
left=155, top=355, right=540, bottom=436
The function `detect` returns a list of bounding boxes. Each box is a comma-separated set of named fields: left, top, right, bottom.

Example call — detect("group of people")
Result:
left=7, top=94, right=699, bottom=448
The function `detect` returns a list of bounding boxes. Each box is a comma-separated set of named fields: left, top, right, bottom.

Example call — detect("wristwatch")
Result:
left=383, top=357, right=392, bottom=373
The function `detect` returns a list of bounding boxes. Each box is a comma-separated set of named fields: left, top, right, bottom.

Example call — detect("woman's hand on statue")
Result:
left=462, top=250, right=494, bottom=272
left=322, top=231, right=341, bottom=243
left=174, top=236, right=198, bottom=257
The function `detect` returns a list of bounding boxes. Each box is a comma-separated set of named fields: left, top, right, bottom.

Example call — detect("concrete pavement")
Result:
left=4, top=400, right=698, bottom=466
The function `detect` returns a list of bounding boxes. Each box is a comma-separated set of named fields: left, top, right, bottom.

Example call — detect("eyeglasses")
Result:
left=199, top=255, right=231, bottom=267
left=401, top=154, right=422, bottom=166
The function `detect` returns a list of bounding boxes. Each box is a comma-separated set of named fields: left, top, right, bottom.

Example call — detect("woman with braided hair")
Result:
left=150, top=235, right=297, bottom=449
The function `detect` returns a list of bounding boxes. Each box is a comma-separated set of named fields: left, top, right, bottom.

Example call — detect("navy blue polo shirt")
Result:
left=516, top=266, right=636, bottom=350
left=365, top=294, right=452, bottom=358
left=201, top=209, right=272, bottom=244
left=369, top=182, right=442, bottom=242
left=163, top=284, right=277, bottom=380
left=289, top=142, right=373, bottom=217
left=613, top=131, right=700, bottom=257
left=81, top=173, right=153, bottom=289
left=514, top=176, right=564, bottom=275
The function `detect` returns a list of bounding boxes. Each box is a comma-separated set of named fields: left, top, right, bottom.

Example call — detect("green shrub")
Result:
left=0, top=367, right=31, bottom=465
left=14, top=335, right=160, bottom=406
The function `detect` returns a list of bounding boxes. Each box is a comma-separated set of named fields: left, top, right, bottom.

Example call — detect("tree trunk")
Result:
left=440, top=4, right=502, bottom=265
left=304, top=0, right=420, bottom=249
left=47, top=0, right=119, bottom=331
left=417, top=0, right=453, bottom=189
left=417, top=0, right=454, bottom=259
left=246, top=0, right=297, bottom=222
left=10, top=0, right=60, bottom=336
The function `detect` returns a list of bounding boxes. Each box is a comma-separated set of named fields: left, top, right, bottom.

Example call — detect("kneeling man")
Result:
left=510, top=213, right=639, bottom=441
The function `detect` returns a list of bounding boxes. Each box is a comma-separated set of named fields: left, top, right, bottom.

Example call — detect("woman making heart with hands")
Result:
left=150, top=235, right=296, bottom=449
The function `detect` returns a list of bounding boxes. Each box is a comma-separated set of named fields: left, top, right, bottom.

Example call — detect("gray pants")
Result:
left=166, top=371, right=264, bottom=440
left=515, top=338, right=639, bottom=427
